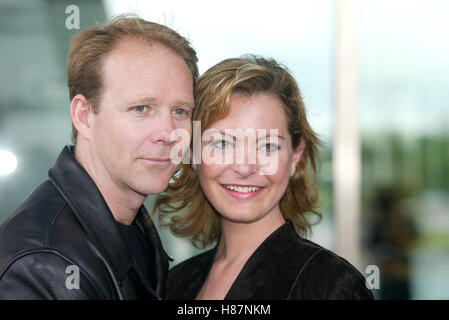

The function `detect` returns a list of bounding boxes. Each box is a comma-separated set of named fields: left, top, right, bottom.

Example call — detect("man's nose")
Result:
left=151, top=111, right=177, bottom=144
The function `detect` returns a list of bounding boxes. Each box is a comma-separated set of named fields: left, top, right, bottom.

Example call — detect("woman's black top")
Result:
left=166, top=220, right=374, bottom=300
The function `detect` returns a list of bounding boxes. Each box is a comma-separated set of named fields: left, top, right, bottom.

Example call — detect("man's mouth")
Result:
left=141, top=157, right=172, bottom=166
left=145, top=157, right=171, bottom=161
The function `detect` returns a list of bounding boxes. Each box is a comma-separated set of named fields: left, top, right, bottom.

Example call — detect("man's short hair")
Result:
left=67, top=14, right=199, bottom=143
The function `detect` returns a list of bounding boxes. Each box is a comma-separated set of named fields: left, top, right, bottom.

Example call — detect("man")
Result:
left=0, top=15, right=198, bottom=299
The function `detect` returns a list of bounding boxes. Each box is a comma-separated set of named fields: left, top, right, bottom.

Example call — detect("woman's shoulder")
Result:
left=166, top=248, right=216, bottom=299
left=287, top=237, right=374, bottom=299
left=169, top=248, right=215, bottom=278
left=294, top=238, right=362, bottom=277
left=275, top=221, right=366, bottom=279
left=265, top=220, right=363, bottom=276
left=292, top=236, right=359, bottom=273
left=262, top=221, right=374, bottom=299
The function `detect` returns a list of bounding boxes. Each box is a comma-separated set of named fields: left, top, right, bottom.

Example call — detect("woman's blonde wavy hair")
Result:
left=153, top=55, right=323, bottom=248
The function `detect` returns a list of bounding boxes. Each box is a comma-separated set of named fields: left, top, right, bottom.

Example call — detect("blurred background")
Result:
left=0, top=0, right=448, bottom=299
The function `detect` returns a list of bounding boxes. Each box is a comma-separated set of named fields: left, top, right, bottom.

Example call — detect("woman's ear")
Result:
left=290, top=138, right=306, bottom=177
left=70, top=94, right=92, bottom=141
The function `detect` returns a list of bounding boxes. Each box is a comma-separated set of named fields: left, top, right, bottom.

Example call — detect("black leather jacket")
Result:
left=0, top=146, right=169, bottom=299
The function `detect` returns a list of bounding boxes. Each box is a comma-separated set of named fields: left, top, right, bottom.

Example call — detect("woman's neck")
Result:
left=215, top=212, right=285, bottom=265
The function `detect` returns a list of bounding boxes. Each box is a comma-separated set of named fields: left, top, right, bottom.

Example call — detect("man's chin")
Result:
left=132, top=178, right=172, bottom=196
left=130, top=166, right=177, bottom=195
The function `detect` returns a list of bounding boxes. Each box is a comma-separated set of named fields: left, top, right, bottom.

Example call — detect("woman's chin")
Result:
left=220, top=210, right=269, bottom=225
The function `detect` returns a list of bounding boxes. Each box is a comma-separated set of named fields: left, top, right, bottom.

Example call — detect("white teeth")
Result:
left=224, top=185, right=261, bottom=193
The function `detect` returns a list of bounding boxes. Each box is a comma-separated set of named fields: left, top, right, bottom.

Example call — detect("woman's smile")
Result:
left=220, top=184, right=266, bottom=199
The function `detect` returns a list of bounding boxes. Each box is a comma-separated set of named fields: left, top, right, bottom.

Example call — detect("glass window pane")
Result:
left=360, top=0, right=449, bottom=299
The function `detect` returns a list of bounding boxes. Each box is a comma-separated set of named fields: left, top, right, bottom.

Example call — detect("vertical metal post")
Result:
left=333, top=0, right=361, bottom=269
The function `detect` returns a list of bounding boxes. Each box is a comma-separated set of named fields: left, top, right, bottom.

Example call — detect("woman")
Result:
left=154, top=56, right=374, bottom=300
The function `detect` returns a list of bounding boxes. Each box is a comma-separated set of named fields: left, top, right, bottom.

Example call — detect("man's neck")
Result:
left=74, top=144, right=145, bottom=226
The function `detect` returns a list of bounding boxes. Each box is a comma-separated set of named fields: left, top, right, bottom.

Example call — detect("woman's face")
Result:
left=196, top=93, right=305, bottom=224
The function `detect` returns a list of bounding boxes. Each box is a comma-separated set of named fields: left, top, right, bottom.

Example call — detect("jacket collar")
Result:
left=48, top=145, right=165, bottom=297
left=223, top=219, right=310, bottom=299
left=134, top=206, right=170, bottom=297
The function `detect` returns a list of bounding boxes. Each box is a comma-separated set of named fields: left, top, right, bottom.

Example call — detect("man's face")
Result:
left=88, top=38, right=194, bottom=196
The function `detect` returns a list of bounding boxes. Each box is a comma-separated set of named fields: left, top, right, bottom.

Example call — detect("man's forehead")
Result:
left=103, top=36, right=180, bottom=66
left=96, top=37, right=193, bottom=107
left=107, top=36, right=156, bottom=55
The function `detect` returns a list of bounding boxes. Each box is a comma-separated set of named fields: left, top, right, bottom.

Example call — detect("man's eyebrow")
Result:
left=127, top=98, right=194, bottom=108
left=177, top=101, right=194, bottom=108
left=128, top=97, right=159, bottom=106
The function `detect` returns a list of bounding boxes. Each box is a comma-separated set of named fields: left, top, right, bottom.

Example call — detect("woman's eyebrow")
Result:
left=216, top=130, right=236, bottom=141
left=257, top=134, right=285, bottom=141
left=215, top=129, right=285, bottom=141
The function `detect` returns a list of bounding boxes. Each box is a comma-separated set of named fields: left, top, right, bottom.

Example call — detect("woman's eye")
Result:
left=261, top=143, right=280, bottom=152
left=211, top=139, right=232, bottom=149
left=134, top=106, right=148, bottom=113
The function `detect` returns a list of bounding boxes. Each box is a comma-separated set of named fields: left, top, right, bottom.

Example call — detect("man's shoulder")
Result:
left=0, top=179, right=115, bottom=299
left=0, top=179, right=89, bottom=272
left=11, top=179, right=65, bottom=217
left=1, top=180, right=65, bottom=248
left=0, top=248, right=102, bottom=299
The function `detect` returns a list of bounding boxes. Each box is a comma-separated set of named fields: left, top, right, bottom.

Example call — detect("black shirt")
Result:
left=116, top=220, right=156, bottom=290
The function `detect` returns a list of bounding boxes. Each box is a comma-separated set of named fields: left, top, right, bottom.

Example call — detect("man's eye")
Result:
left=173, top=108, right=189, bottom=117
left=134, top=106, right=148, bottom=113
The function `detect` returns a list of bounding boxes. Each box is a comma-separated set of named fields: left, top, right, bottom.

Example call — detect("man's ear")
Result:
left=70, top=94, right=93, bottom=141
left=290, top=138, right=306, bottom=177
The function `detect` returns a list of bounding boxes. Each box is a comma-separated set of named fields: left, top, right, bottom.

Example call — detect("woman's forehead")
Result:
left=209, top=94, right=288, bottom=130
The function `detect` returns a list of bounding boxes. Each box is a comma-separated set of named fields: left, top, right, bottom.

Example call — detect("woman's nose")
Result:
left=230, top=146, right=258, bottom=177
